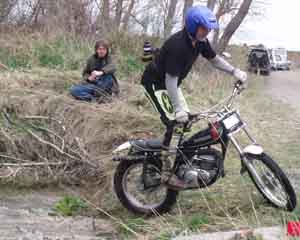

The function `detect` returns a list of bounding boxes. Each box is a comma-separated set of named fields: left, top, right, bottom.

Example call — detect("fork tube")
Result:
left=228, top=135, right=243, bottom=155
left=243, top=127, right=257, bottom=144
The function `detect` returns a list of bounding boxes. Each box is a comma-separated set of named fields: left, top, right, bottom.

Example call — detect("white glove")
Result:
left=175, top=110, right=189, bottom=123
left=233, top=68, right=247, bottom=84
left=92, top=70, right=104, bottom=77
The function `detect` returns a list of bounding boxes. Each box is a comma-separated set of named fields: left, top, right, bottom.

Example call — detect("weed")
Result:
left=54, top=196, right=88, bottom=216
left=187, top=214, right=209, bottom=231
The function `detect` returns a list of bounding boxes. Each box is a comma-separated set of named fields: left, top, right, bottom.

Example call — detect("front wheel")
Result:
left=114, top=158, right=178, bottom=215
left=244, top=153, right=297, bottom=211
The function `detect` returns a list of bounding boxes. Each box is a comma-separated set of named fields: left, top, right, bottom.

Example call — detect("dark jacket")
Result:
left=142, top=29, right=216, bottom=89
left=82, top=54, right=119, bottom=95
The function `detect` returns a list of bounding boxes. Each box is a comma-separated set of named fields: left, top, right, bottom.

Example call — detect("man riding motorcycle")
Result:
left=141, top=5, right=247, bottom=189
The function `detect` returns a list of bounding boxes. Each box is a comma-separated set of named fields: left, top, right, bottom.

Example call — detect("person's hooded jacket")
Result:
left=82, top=40, right=119, bottom=95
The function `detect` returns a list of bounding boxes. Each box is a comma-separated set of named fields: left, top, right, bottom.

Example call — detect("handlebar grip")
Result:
left=235, top=80, right=243, bottom=87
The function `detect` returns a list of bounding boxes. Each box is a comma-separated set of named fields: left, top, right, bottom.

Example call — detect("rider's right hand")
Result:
left=233, top=68, right=247, bottom=83
left=175, top=110, right=189, bottom=123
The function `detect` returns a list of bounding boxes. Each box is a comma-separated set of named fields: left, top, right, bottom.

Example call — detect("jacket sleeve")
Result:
left=82, top=57, right=92, bottom=81
left=102, top=56, right=116, bottom=75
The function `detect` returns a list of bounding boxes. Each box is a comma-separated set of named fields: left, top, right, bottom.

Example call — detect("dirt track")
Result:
left=266, top=70, right=300, bottom=107
left=267, top=70, right=300, bottom=191
left=0, top=190, right=116, bottom=239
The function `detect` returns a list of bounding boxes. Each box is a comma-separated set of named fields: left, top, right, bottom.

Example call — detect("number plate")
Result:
left=222, top=113, right=242, bottom=131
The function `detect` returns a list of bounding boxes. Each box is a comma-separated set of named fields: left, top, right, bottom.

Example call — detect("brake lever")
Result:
left=234, top=81, right=245, bottom=95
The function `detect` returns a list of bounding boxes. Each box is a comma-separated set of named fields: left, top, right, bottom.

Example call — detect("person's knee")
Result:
left=70, top=85, right=85, bottom=97
left=103, top=74, right=114, bottom=84
left=70, top=86, right=79, bottom=96
left=97, top=74, right=113, bottom=90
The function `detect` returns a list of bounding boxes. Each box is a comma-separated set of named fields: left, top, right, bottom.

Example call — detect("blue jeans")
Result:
left=70, top=74, right=113, bottom=101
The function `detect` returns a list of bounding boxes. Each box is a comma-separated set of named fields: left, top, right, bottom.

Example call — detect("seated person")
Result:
left=70, top=40, right=119, bottom=102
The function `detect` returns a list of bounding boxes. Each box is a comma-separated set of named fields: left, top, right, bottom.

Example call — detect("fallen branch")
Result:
left=0, top=62, right=9, bottom=70
left=28, top=122, right=65, bottom=151
left=0, top=154, right=31, bottom=162
left=0, top=166, right=14, bottom=178
left=37, top=153, right=55, bottom=176
left=0, top=162, right=65, bottom=167
left=26, top=128, right=80, bottom=161
left=20, top=115, right=66, bottom=131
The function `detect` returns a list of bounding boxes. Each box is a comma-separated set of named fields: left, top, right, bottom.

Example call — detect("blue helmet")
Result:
left=185, top=6, right=219, bottom=38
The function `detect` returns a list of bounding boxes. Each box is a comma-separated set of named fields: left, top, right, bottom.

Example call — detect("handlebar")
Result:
left=187, top=83, right=244, bottom=124
left=171, top=82, right=245, bottom=133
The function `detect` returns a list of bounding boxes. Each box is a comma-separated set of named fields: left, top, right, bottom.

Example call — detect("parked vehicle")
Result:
left=269, top=48, right=290, bottom=71
left=247, top=47, right=271, bottom=75
left=112, top=82, right=296, bottom=215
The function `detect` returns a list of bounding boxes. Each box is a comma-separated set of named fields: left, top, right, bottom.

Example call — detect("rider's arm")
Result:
left=165, top=73, right=184, bottom=113
left=209, top=55, right=235, bottom=75
left=200, top=39, right=235, bottom=75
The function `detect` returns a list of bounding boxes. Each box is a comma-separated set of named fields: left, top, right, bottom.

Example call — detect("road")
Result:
left=0, top=190, right=116, bottom=239
left=266, top=70, right=300, bottom=108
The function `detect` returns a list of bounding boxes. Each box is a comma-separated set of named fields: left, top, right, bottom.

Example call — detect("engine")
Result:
left=177, top=149, right=221, bottom=188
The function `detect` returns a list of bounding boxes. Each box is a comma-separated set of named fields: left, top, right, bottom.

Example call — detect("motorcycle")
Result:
left=112, top=83, right=297, bottom=215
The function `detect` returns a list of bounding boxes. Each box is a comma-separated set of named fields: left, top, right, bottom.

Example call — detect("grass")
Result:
left=1, top=67, right=299, bottom=239
left=118, top=217, right=148, bottom=236
left=0, top=32, right=300, bottom=239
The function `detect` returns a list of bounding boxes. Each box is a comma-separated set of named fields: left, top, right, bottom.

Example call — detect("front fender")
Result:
left=243, top=144, right=264, bottom=155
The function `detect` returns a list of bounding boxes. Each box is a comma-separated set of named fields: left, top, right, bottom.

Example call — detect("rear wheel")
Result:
left=245, top=153, right=296, bottom=211
left=114, top=158, right=178, bottom=215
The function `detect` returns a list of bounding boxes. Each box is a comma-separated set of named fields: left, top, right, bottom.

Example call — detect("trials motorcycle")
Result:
left=112, top=83, right=297, bottom=215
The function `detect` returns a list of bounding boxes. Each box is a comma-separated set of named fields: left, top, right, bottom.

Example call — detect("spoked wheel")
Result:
left=114, top=158, right=178, bottom=215
left=244, top=153, right=297, bottom=211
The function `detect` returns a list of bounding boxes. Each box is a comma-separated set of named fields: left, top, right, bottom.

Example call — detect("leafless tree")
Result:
left=114, top=0, right=124, bottom=30
left=164, top=0, right=179, bottom=39
left=0, top=0, right=18, bottom=23
left=122, top=0, right=136, bottom=30
left=97, top=0, right=111, bottom=32
left=123, top=0, right=136, bottom=31
left=206, top=0, right=216, bottom=10
left=217, top=0, right=253, bottom=52
left=0, top=0, right=259, bottom=47
left=182, top=0, right=194, bottom=25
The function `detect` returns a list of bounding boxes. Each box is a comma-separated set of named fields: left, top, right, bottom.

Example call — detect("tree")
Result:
left=217, top=0, right=253, bottom=52
left=164, top=0, right=179, bottom=39
left=99, top=0, right=111, bottom=31
left=182, top=0, right=193, bottom=25
left=122, top=0, right=136, bottom=31
left=0, top=0, right=17, bottom=23
left=114, top=0, right=124, bottom=30
left=206, top=0, right=216, bottom=10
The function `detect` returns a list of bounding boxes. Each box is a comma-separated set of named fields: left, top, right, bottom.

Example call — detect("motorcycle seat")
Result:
left=132, top=139, right=164, bottom=150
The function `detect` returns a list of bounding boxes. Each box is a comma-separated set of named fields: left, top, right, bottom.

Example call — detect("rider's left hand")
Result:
left=175, top=110, right=189, bottom=123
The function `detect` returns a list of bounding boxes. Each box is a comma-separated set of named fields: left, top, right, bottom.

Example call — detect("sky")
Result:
left=232, top=0, right=300, bottom=51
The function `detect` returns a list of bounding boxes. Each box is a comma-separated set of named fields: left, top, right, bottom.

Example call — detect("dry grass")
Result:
left=0, top=68, right=159, bottom=186
left=0, top=55, right=300, bottom=239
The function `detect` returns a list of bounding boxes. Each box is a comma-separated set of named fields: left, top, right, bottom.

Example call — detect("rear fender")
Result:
left=113, top=141, right=132, bottom=154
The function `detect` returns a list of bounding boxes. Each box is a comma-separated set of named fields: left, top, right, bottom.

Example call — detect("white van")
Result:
left=269, top=48, right=290, bottom=70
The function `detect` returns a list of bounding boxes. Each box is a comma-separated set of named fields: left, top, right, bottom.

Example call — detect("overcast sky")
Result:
left=232, top=0, right=300, bottom=51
